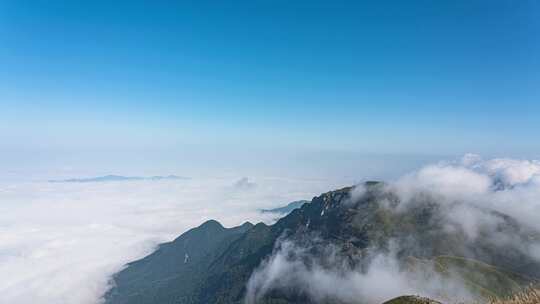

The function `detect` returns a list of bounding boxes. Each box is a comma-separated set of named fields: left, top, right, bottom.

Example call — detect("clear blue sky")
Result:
left=0, top=1, right=539, bottom=178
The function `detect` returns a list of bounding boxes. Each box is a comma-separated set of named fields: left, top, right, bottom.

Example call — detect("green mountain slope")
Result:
left=104, top=183, right=540, bottom=304
left=105, top=220, right=254, bottom=304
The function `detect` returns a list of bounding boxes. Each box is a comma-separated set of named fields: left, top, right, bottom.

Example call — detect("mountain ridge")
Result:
left=104, top=182, right=540, bottom=304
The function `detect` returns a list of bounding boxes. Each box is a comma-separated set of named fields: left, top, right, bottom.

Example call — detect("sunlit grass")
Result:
left=487, top=288, right=540, bottom=304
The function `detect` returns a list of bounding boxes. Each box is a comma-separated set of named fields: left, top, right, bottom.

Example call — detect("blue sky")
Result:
left=0, top=1, right=539, bottom=178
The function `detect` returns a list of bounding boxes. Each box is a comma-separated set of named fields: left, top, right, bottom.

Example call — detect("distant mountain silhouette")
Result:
left=260, top=200, right=308, bottom=215
left=49, top=174, right=189, bottom=183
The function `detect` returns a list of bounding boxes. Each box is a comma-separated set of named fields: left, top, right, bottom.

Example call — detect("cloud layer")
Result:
left=393, top=154, right=540, bottom=232
left=3, top=154, right=540, bottom=304
left=0, top=176, right=335, bottom=304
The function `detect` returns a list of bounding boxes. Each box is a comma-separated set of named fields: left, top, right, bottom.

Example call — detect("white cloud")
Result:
left=393, top=164, right=491, bottom=203
left=0, top=177, right=335, bottom=304
left=391, top=155, right=540, bottom=232
left=458, top=154, right=540, bottom=187
left=245, top=239, right=473, bottom=304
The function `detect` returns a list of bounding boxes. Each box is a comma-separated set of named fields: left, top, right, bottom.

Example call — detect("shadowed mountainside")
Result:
left=104, top=182, right=540, bottom=304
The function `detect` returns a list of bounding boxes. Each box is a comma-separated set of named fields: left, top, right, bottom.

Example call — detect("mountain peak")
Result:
left=199, top=219, right=225, bottom=230
left=240, top=221, right=254, bottom=229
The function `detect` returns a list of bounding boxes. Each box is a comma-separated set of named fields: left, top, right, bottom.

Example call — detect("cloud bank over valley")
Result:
left=0, top=176, right=336, bottom=304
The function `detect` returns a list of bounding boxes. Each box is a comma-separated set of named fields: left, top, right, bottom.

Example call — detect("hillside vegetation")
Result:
left=487, top=288, right=540, bottom=304
left=384, top=289, right=540, bottom=304
left=105, top=182, right=540, bottom=304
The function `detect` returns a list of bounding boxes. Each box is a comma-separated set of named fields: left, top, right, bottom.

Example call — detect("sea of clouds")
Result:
left=0, top=175, right=338, bottom=304
left=2, top=154, right=540, bottom=304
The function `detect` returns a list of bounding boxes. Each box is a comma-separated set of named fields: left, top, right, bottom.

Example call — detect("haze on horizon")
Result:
left=1, top=1, right=539, bottom=180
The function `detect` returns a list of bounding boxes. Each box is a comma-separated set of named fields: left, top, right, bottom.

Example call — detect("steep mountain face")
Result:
left=105, top=220, right=254, bottom=304
left=104, top=182, right=540, bottom=304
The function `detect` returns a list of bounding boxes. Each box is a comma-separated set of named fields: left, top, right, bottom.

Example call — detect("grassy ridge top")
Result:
left=384, top=289, right=540, bottom=304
